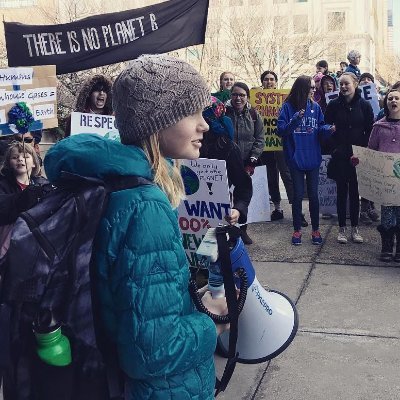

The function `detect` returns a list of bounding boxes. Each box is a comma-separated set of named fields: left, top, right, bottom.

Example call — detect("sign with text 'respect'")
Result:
left=70, top=112, right=120, bottom=141
left=178, top=158, right=230, bottom=268
left=353, top=146, right=400, bottom=206
left=250, top=88, right=289, bottom=151
left=318, top=155, right=337, bottom=215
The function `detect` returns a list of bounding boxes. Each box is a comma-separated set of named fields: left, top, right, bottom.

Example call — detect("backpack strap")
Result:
left=249, top=107, right=257, bottom=123
left=104, top=175, right=153, bottom=193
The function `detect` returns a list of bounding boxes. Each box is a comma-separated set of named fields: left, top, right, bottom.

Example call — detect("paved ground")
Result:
left=215, top=200, right=400, bottom=400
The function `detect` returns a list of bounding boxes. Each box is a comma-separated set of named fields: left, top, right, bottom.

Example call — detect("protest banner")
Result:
left=318, top=155, right=337, bottom=214
left=353, top=146, right=400, bottom=206
left=325, top=83, right=380, bottom=117
left=70, top=112, right=119, bottom=140
left=178, top=158, right=230, bottom=268
left=250, top=88, right=289, bottom=151
left=247, top=166, right=271, bottom=223
left=4, top=0, right=209, bottom=74
left=0, top=65, right=57, bottom=135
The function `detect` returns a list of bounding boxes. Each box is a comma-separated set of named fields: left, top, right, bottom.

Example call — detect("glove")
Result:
left=245, top=159, right=257, bottom=176
left=16, top=185, right=45, bottom=212
left=350, top=156, right=359, bottom=167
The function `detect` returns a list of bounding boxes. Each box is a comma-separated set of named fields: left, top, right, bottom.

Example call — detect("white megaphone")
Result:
left=196, top=226, right=298, bottom=364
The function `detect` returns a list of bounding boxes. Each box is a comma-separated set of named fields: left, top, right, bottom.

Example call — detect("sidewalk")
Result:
left=215, top=201, right=400, bottom=400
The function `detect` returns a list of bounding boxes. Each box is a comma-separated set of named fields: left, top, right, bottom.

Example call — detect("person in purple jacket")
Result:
left=367, top=88, right=400, bottom=262
left=278, top=75, right=335, bottom=245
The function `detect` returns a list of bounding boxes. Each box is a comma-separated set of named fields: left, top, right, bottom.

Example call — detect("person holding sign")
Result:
left=45, top=55, right=223, bottom=400
left=277, top=75, right=335, bottom=246
left=368, top=88, right=400, bottom=262
left=325, top=72, right=374, bottom=244
left=65, top=74, right=113, bottom=136
left=226, top=82, right=264, bottom=244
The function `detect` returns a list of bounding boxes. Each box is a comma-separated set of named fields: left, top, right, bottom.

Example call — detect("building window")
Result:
left=328, top=11, right=346, bottom=31
left=388, top=9, right=393, bottom=27
left=293, top=15, right=308, bottom=34
left=273, top=0, right=288, bottom=3
left=295, top=0, right=308, bottom=2
left=0, top=0, right=36, bottom=6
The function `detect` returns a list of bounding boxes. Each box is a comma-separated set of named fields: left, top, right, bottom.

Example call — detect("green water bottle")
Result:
left=33, top=313, right=72, bottom=367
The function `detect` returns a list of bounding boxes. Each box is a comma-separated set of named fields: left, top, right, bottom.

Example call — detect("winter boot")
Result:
left=394, top=226, right=400, bottom=263
left=377, top=225, right=395, bottom=262
left=240, top=224, right=253, bottom=245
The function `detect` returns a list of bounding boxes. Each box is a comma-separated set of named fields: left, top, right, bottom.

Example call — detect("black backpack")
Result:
left=0, top=173, right=152, bottom=400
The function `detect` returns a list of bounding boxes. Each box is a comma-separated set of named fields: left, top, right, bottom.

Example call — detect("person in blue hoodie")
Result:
left=278, top=75, right=335, bottom=245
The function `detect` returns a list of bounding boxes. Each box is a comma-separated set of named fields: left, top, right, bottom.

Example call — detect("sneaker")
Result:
left=271, top=209, right=284, bottom=221
left=351, top=227, right=364, bottom=243
left=301, top=214, right=309, bottom=227
left=241, top=230, right=253, bottom=245
left=311, top=230, right=323, bottom=245
left=368, top=208, right=380, bottom=222
left=337, top=227, right=348, bottom=244
left=359, top=211, right=372, bottom=225
left=292, top=231, right=302, bottom=245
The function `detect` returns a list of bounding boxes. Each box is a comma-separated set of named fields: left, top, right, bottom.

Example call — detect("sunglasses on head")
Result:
left=15, top=136, right=34, bottom=143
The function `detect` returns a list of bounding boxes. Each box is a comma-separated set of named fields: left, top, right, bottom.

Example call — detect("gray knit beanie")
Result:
left=113, top=54, right=210, bottom=144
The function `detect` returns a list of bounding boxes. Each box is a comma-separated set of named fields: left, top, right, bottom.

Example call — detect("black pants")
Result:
left=336, top=168, right=359, bottom=228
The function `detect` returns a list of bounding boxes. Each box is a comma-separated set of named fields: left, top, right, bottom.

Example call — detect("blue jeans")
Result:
left=290, top=167, right=320, bottom=231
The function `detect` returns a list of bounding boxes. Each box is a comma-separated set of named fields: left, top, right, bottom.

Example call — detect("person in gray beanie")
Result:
left=44, top=54, right=227, bottom=400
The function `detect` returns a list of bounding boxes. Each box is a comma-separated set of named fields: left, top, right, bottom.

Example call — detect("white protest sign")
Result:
left=70, top=111, right=120, bottom=141
left=325, top=83, right=380, bottom=117
left=318, top=155, right=337, bottom=214
left=0, top=67, right=33, bottom=86
left=247, top=166, right=271, bottom=223
left=353, top=146, right=400, bottom=206
left=178, top=158, right=230, bottom=268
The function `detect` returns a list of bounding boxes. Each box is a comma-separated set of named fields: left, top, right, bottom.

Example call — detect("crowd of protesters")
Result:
left=0, top=49, right=399, bottom=399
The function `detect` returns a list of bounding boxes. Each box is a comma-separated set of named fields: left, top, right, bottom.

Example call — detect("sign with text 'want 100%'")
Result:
left=178, top=158, right=230, bottom=268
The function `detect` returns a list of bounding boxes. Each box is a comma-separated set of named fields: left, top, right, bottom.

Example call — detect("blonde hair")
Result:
left=141, top=133, right=185, bottom=208
left=340, top=72, right=359, bottom=87
left=0, top=141, right=40, bottom=177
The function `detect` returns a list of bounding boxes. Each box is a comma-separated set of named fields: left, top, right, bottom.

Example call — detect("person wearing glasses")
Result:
left=277, top=75, right=335, bottom=245
left=225, top=82, right=264, bottom=244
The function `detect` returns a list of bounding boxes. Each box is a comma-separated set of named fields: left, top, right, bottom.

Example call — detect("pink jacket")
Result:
left=368, top=118, right=400, bottom=153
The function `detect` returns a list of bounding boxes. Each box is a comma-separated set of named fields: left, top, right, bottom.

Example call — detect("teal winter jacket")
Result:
left=44, top=134, right=216, bottom=400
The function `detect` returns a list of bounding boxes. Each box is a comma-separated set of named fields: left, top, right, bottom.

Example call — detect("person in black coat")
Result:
left=201, top=97, right=253, bottom=235
left=325, top=72, right=374, bottom=244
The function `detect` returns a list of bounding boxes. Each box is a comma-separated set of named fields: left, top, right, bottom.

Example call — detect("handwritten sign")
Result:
left=353, top=146, right=400, bottom=206
left=178, top=158, right=230, bottom=268
left=250, top=88, right=289, bottom=151
left=318, top=155, right=337, bottom=214
left=70, top=112, right=120, bottom=141
left=325, top=83, right=380, bottom=117
left=0, top=65, right=57, bottom=135
left=247, top=166, right=271, bottom=223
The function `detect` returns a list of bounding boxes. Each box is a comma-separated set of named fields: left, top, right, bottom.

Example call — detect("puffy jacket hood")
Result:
left=44, top=134, right=152, bottom=184
left=74, top=75, right=113, bottom=115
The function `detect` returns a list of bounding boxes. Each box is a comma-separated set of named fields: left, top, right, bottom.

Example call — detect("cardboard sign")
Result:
left=70, top=112, right=120, bottom=140
left=250, top=88, right=289, bottom=151
left=0, top=65, right=57, bottom=135
left=325, top=83, right=380, bottom=117
left=318, top=155, right=337, bottom=214
left=178, top=158, right=230, bottom=268
left=353, top=146, right=400, bottom=206
left=247, top=166, right=271, bottom=223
